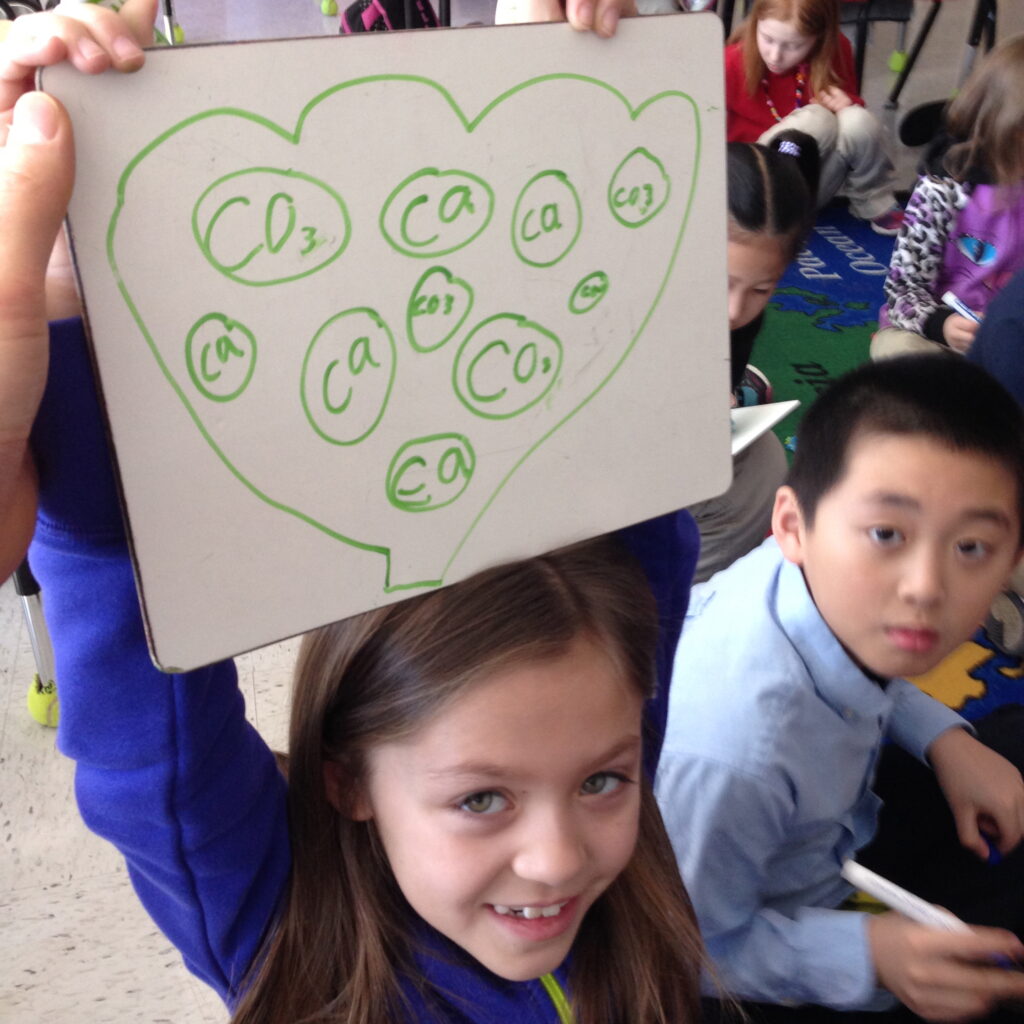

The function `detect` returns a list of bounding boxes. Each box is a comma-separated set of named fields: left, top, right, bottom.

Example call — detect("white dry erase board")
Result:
left=43, top=14, right=730, bottom=671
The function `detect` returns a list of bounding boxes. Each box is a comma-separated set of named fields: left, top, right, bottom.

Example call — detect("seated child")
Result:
left=689, top=129, right=819, bottom=583
left=656, top=355, right=1024, bottom=1021
left=725, top=0, right=903, bottom=235
left=873, top=34, right=1024, bottom=360
left=14, top=3, right=707, bottom=1019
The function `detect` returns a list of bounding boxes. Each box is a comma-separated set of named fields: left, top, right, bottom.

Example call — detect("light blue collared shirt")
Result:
left=655, top=538, right=967, bottom=1010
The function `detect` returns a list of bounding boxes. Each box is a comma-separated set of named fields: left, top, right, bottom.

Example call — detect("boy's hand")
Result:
left=0, top=91, right=74, bottom=578
left=816, top=86, right=853, bottom=113
left=0, top=0, right=156, bottom=122
left=943, top=313, right=981, bottom=354
left=869, top=912, right=1024, bottom=1020
left=494, top=0, right=637, bottom=38
left=929, top=727, right=1024, bottom=858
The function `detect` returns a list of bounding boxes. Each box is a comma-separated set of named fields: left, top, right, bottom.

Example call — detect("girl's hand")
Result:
left=0, top=0, right=156, bottom=320
left=0, top=0, right=156, bottom=123
left=494, top=0, right=637, bottom=38
left=943, top=313, right=981, bottom=354
left=0, top=90, right=74, bottom=578
left=869, top=912, right=1024, bottom=1021
left=816, top=86, right=853, bottom=113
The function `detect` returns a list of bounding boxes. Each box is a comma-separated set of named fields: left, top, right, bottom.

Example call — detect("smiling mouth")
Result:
left=491, top=900, right=569, bottom=919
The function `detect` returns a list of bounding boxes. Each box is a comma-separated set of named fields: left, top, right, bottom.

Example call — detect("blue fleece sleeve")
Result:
left=29, top=319, right=290, bottom=1005
left=617, top=509, right=699, bottom=777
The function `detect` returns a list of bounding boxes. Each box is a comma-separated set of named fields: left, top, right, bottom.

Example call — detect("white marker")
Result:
left=840, top=860, right=971, bottom=933
left=942, top=290, right=982, bottom=324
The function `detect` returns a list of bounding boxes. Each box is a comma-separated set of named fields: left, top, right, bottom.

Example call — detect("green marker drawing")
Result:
left=380, top=168, right=494, bottom=258
left=108, top=72, right=701, bottom=592
left=608, top=147, right=671, bottom=228
left=511, top=170, right=582, bottom=268
left=568, top=271, right=610, bottom=314
left=386, top=433, right=476, bottom=512
left=193, top=166, right=350, bottom=286
left=406, top=266, right=474, bottom=353
left=185, top=313, right=257, bottom=402
left=301, top=308, right=396, bottom=445
left=453, top=314, right=562, bottom=420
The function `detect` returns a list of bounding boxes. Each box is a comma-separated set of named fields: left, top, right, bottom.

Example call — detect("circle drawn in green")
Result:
left=301, top=308, right=396, bottom=446
left=568, top=271, right=610, bottom=315
left=453, top=314, right=562, bottom=420
left=406, top=266, right=474, bottom=353
left=607, top=148, right=671, bottom=228
left=185, top=313, right=257, bottom=402
left=192, top=166, right=351, bottom=286
left=511, top=170, right=582, bottom=268
left=380, top=168, right=494, bottom=258
left=386, top=433, right=476, bottom=512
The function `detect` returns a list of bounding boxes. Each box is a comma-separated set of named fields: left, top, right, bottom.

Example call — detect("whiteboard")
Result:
left=43, top=13, right=730, bottom=671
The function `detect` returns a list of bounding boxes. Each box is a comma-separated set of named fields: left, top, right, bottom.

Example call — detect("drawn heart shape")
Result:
left=109, top=74, right=700, bottom=590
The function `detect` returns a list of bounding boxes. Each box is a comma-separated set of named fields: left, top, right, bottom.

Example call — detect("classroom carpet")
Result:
left=749, top=200, right=892, bottom=452
left=748, top=202, right=1024, bottom=719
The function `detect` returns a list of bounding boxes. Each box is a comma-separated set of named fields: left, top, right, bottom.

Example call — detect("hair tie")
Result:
left=777, top=139, right=802, bottom=158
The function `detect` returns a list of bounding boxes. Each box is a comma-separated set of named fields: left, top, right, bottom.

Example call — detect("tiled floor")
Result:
left=3, top=1, right=1024, bottom=1020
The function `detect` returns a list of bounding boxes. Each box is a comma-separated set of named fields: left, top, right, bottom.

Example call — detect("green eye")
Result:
left=581, top=773, right=624, bottom=796
left=459, top=791, right=507, bottom=815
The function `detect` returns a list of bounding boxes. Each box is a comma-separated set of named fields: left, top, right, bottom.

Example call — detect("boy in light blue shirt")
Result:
left=656, top=355, right=1024, bottom=1022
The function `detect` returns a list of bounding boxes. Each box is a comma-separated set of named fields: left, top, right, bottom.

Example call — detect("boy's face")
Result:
left=353, top=636, right=643, bottom=981
left=774, top=432, right=1022, bottom=679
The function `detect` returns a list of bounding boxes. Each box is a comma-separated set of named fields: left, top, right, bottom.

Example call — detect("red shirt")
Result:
left=724, top=35, right=864, bottom=143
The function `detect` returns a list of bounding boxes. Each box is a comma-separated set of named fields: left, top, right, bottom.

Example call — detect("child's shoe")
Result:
left=733, top=365, right=773, bottom=408
left=869, top=205, right=905, bottom=237
left=985, top=590, right=1024, bottom=657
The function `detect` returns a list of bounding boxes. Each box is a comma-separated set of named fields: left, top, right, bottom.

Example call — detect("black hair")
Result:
left=787, top=355, right=1024, bottom=543
left=728, top=129, right=821, bottom=262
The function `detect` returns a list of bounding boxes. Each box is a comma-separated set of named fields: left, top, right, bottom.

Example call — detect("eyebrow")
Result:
left=863, top=491, right=1014, bottom=529
left=425, top=735, right=642, bottom=784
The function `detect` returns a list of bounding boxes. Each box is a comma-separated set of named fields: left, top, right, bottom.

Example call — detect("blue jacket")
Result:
left=30, top=317, right=698, bottom=1019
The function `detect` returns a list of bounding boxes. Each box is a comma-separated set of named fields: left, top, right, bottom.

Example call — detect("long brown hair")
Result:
left=945, top=32, right=1024, bottom=186
left=730, top=0, right=844, bottom=100
left=231, top=537, right=705, bottom=1023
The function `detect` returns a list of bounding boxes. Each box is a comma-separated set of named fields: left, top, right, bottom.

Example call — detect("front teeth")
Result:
left=492, top=901, right=567, bottom=919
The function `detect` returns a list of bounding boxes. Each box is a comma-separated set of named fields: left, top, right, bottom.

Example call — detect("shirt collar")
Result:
left=775, top=554, right=891, bottom=722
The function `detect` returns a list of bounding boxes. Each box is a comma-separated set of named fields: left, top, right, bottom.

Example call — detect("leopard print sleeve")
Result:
left=883, top=175, right=971, bottom=335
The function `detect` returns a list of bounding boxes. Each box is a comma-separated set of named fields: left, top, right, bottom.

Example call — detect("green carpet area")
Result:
left=749, top=202, right=893, bottom=453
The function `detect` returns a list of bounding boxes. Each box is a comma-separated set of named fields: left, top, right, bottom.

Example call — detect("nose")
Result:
left=765, top=44, right=781, bottom=66
left=512, top=808, right=586, bottom=889
left=728, top=286, right=745, bottom=330
left=897, top=547, right=945, bottom=608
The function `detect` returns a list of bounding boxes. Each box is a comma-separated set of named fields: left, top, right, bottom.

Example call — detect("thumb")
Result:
left=953, top=805, right=989, bottom=861
left=119, top=0, right=160, bottom=48
left=0, top=91, right=74, bottom=440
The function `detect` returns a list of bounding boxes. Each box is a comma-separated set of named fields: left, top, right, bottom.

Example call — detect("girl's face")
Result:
left=728, top=234, right=788, bottom=331
left=756, top=17, right=815, bottom=76
left=357, top=636, right=643, bottom=981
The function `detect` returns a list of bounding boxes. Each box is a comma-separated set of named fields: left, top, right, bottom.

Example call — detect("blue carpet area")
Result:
left=749, top=201, right=897, bottom=447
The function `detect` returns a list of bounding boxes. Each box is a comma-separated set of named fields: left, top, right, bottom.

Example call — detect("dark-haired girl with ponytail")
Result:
left=688, top=129, right=819, bottom=581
